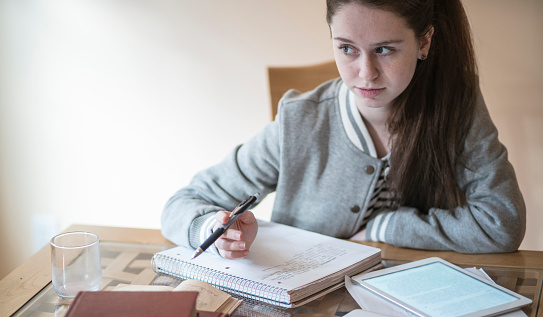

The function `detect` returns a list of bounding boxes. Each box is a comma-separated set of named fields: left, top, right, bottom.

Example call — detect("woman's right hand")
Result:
left=213, top=210, right=258, bottom=259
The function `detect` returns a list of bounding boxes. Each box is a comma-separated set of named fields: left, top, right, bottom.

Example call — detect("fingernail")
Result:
left=235, top=232, right=241, bottom=239
left=238, top=242, right=246, bottom=249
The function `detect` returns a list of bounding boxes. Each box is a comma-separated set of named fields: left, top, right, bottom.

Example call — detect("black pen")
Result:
left=191, top=193, right=260, bottom=259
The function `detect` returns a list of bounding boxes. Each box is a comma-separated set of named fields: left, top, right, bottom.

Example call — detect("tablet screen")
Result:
left=362, top=262, right=518, bottom=317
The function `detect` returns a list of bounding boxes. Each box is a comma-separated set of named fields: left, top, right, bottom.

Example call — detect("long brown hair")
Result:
left=327, top=0, right=478, bottom=212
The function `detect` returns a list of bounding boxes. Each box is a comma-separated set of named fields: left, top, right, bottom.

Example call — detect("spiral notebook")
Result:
left=152, top=220, right=381, bottom=308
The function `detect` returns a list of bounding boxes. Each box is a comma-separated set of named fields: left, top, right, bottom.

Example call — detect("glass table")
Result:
left=12, top=242, right=542, bottom=317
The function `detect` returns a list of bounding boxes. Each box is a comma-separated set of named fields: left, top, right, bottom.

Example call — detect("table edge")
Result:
left=1, top=225, right=542, bottom=317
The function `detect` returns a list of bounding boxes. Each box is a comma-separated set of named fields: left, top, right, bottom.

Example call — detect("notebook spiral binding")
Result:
left=151, top=253, right=291, bottom=306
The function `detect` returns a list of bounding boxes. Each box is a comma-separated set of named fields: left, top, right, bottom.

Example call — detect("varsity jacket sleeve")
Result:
left=160, top=118, right=282, bottom=249
left=365, top=90, right=526, bottom=253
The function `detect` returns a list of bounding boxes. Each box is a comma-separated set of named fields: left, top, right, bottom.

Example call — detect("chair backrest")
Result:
left=267, top=60, right=340, bottom=120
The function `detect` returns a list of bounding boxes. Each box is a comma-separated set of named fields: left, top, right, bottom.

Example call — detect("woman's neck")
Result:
left=357, top=105, right=391, bottom=158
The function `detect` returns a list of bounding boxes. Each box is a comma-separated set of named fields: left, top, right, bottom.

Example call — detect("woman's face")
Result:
left=330, top=3, right=432, bottom=114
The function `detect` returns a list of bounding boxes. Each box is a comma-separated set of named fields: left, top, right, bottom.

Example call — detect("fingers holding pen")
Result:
left=215, top=211, right=244, bottom=240
left=214, top=210, right=258, bottom=259
left=216, top=239, right=248, bottom=259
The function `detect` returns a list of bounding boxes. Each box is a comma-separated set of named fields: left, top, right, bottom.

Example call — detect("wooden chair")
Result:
left=267, top=60, right=340, bottom=119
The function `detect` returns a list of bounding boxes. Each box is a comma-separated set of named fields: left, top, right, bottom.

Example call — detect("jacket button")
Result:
left=351, top=205, right=361, bottom=213
left=364, top=165, right=375, bottom=174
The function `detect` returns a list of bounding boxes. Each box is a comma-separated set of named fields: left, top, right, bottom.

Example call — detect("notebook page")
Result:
left=156, top=221, right=380, bottom=292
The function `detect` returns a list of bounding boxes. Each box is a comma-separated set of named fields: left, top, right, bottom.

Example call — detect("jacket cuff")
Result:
left=366, top=211, right=395, bottom=243
left=189, top=213, right=220, bottom=255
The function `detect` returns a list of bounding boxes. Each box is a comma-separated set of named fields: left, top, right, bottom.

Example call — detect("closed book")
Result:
left=152, top=220, right=381, bottom=308
left=197, top=311, right=229, bottom=317
left=64, top=291, right=198, bottom=317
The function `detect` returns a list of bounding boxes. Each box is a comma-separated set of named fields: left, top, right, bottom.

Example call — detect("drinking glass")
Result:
left=50, top=231, right=102, bottom=299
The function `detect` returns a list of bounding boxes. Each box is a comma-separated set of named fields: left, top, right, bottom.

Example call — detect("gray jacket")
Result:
left=162, top=78, right=525, bottom=253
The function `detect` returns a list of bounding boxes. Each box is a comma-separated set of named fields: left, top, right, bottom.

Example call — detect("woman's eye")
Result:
left=375, top=47, right=393, bottom=55
left=340, top=45, right=355, bottom=55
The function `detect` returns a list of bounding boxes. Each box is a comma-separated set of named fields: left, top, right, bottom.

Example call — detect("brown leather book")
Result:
left=197, top=311, right=229, bottom=317
left=64, top=291, right=199, bottom=317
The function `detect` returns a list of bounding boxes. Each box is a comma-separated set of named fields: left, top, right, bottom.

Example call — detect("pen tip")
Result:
left=191, top=248, right=203, bottom=260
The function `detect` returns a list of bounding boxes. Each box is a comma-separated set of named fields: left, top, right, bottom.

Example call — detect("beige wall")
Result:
left=0, top=0, right=541, bottom=279
left=464, top=0, right=543, bottom=252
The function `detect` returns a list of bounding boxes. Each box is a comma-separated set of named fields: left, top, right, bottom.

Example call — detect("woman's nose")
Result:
left=358, top=55, right=379, bottom=81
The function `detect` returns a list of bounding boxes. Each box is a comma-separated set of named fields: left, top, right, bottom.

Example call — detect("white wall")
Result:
left=0, top=0, right=333, bottom=278
left=1, top=0, right=541, bottom=279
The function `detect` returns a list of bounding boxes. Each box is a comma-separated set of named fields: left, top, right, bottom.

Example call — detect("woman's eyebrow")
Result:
left=371, top=40, right=403, bottom=47
left=332, top=36, right=355, bottom=44
left=332, top=37, right=403, bottom=47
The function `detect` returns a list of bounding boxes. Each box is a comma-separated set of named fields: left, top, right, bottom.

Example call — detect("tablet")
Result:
left=351, top=257, right=532, bottom=317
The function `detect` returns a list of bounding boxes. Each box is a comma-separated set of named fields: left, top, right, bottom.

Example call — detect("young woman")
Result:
left=161, top=0, right=525, bottom=259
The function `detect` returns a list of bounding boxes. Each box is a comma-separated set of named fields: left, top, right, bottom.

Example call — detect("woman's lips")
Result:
left=356, top=87, right=385, bottom=98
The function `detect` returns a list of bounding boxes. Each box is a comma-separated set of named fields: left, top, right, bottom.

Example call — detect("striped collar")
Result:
left=338, top=83, right=390, bottom=160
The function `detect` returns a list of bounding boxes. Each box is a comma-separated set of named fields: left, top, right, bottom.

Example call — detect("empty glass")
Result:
left=50, top=231, right=102, bottom=299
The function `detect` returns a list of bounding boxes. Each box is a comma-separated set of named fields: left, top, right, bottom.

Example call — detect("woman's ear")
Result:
left=419, top=26, right=434, bottom=59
